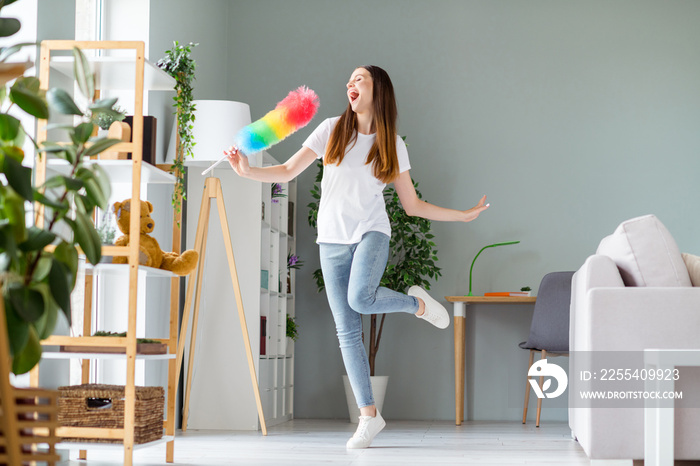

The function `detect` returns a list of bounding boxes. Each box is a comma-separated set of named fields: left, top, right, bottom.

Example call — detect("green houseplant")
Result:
left=286, top=315, right=298, bottom=342
left=307, top=159, right=441, bottom=376
left=156, top=41, right=197, bottom=216
left=1, top=23, right=118, bottom=374
left=92, top=104, right=126, bottom=131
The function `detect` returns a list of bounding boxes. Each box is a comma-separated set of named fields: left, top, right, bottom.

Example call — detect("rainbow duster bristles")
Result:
left=235, top=86, right=319, bottom=156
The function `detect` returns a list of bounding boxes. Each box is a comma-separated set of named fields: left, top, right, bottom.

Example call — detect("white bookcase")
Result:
left=184, top=152, right=295, bottom=430
left=259, top=152, right=296, bottom=426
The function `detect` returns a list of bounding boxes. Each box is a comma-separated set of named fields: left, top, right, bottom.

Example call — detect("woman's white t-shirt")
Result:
left=303, top=116, right=411, bottom=244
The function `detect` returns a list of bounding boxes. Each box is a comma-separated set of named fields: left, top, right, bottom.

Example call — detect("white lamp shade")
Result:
left=166, top=100, right=251, bottom=167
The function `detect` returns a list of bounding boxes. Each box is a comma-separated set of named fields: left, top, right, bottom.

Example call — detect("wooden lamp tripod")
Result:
left=174, top=176, right=267, bottom=435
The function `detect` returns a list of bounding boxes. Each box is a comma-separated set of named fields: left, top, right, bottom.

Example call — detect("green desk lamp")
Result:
left=468, top=241, right=520, bottom=296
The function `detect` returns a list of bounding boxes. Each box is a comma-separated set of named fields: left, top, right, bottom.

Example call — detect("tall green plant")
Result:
left=156, top=41, right=197, bottom=215
left=307, top=159, right=441, bottom=375
left=1, top=22, right=118, bottom=373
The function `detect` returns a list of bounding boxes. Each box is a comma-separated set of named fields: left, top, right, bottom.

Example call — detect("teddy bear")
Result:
left=112, top=199, right=198, bottom=276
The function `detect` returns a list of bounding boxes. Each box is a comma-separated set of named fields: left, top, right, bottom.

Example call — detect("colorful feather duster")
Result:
left=201, top=86, right=319, bottom=175
left=235, top=86, right=319, bottom=155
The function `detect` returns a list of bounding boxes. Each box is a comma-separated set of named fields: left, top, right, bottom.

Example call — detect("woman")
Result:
left=226, top=65, right=489, bottom=449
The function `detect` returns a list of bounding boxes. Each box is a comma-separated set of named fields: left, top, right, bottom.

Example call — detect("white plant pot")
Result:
left=342, top=375, right=389, bottom=424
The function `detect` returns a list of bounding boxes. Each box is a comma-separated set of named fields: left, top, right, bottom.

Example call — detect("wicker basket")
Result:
left=57, top=384, right=163, bottom=444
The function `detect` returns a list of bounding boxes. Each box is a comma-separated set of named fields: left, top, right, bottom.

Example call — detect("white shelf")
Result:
left=86, top=263, right=178, bottom=279
left=270, top=226, right=286, bottom=237
left=49, top=56, right=175, bottom=91
left=57, top=435, right=175, bottom=451
left=42, top=352, right=175, bottom=361
left=48, top=159, right=176, bottom=184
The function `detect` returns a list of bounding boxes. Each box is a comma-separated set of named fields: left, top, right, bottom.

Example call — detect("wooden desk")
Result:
left=445, top=296, right=537, bottom=426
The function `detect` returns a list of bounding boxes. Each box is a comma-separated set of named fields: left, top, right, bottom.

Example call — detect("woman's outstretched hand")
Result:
left=462, top=195, right=490, bottom=222
left=225, top=146, right=250, bottom=177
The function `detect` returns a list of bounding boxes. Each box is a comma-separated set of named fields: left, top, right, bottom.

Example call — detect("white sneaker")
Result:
left=346, top=411, right=386, bottom=449
left=408, top=286, right=450, bottom=329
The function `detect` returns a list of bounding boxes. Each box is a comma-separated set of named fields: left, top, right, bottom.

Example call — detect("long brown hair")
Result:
left=324, top=65, right=399, bottom=184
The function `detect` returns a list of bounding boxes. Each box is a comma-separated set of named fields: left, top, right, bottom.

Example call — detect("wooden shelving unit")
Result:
left=33, top=40, right=179, bottom=465
left=0, top=299, right=61, bottom=465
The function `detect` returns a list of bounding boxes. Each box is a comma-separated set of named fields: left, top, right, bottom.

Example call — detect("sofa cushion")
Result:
left=682, top=253, right=700, bottom=286
left=596, top=214, right=691, bottom=287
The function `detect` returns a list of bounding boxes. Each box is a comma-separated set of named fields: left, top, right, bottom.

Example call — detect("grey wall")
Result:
left=37, top=0, right=74, bottom=43
left=149, top=0, right=232, bottom=164
left=224, top=0, right=700, bottom=422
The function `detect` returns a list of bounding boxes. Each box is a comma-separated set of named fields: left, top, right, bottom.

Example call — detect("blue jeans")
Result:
left=319, top=231, right=419, bottom=408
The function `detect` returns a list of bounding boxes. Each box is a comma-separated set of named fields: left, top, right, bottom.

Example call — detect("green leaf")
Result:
left=48, top=259, right=72, bottom=324
left=92, top=164, right=112, bottom=201
left=32, top=254, right=53, bottom=282
left=10, top=78, right=49, bottom=119
left=46, top=88, right=83, bottom=115
left=60, top=175, right=84, bottom=191
left=73, top=210, right=101, bottom=265
left=73, top=47, right=94, bottom=100
left=89, top=97, right=118, bottom=110
left=8, top=284, right=45, bottom=323
left=0, top=220, right=17, bottom=265
left=0, top=41, right=37, bottom=62
left=0, top=113, right=21, bottom=140
left=4, top=299, right=29, bottom=356
left=34, top=189, right=69, bottom=211
left=38, top=176, right=66, bottom=191
left=0, top=18, right=21, bottom=39
left=39, top=142, right=68, bottom=160
left=3, top=189, right=27, bottom=244
left=44, top=123, right=77, bottom=132
left=19, top=227, right=56, bottom=252
left=54, top=241, right=78, bottom=289
left=84, top=137, right=121, bottom=157
left=12, top=326, right=42, bottom=375
left=32, top=296, right=58, bottom=340
left=83, top=177, right=107, bottom=210
left=2, top=154, right=33, bottom=201
left=75, top=193, right=96, bottom=213
left=72, top=122, right=94, bottom=145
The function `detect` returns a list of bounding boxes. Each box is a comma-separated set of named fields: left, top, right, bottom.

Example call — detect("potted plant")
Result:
left=287, top=251, right=303, bottom=294
left=307, top=158, right=441, bottom=420
left=271, top=183, right=286, bottom=203
left=91, top=104, right=126, bottom=133
left=1, top=36, right=118, bottom=374
left=286, top=315, right=298, bottom=356
left=156, top=41, right=197, bottom=217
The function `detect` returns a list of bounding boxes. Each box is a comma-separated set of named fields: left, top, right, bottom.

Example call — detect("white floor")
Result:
left=59, top=419, right=594, bottom=466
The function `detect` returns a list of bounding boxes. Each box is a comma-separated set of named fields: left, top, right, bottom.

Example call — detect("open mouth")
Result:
left=349, top=90, right=359, bottom=103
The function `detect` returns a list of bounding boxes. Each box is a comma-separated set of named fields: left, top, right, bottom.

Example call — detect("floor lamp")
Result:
left=168, top=101, right=267, bottom=435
